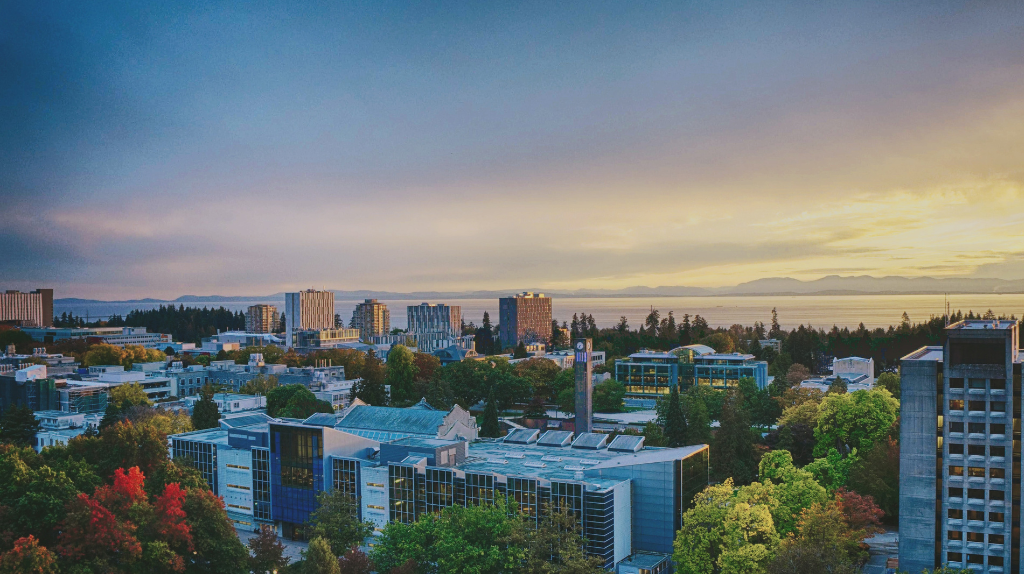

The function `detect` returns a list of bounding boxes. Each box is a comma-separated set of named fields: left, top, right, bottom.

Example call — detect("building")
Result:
left=0, top=289, right=53, bottom=327
left=203, top=355, right=347, bottom=393
left=293, top=328, right=361, bottom=353
left=246, top=305, right=280, bottom=334
left=169, top=411, right=710, bottom=567
left=183, top=393, right=266, bottom=414
left=0, top=348, right=79, bottom=376
left=285, top=290, right=335, bottom=348
left=203, top=331, right=284, bottom=349
left=615, top=350, right=680, bottom=397
left=33, top=410, right=100, bottom=452
left=498, top=292, right=552, bottom=348
left=693, top=353, right=770, bottom=390
left=0, top=365, right=59, bottom=415
left=350, top=299, right=390, bottom=340
left=21, top=326, right=173, bottom=349
left=614, top=346, right=768, bottom=395
left=899, top=320, right=1019, bottom=574
left=758, top=339, right=782, bottom=353
left=833, top=356, right=875, bottom=384
left=407, top=303, right=461, bottom=338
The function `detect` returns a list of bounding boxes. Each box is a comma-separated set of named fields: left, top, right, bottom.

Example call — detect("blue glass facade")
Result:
left=270, top=424, right=324, bottom=538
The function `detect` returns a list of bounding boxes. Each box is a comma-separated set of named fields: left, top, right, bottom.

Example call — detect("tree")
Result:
left=110, top=383, right=154, bottom=411
left=522, top=503, right=605, bottom=574
left=480, top=388, right=502, bottom=438
left=308, top=489, right=374, bottom=557
left=847, top=438, right=899, bottom=522
left=875, top=372, right=899, bottom=399
left=813, top=388, right=899, bottom=457
left=684, top=388, right=713, bottom=446
left=337, top=546, right=374, bottom=574
left=756, top=451, right=827, bottom=536
left=641, top=421, right=666, bottom=447
left=703, top=332, right=735, bottom=353
left=512, top=358, right=561, bottom=401
left=664, top=385, right=687, bottom=447
left=712, top=390, right=758, bottom=484
left=738, top=377, right=779, bottom=428
left=182, top=487, right=249, bottom=574
left=305, top=537, right=341, bottom=574
left=765, top=502, right=860, bottom=574
left=764, top=423, right=816, bottom=467
left=240, top=375, right=279, bottom=396
left=828, top=377, right=847, bottom=395
left=513, top=342, right=528, bottom=359
left=785, top=364, right=811, bottom=388
left=0, top=535, right=59, bottom=574
left=99, top=403, right=122, bottom=431
left=191, top=385, right=221, bottom=431
left=350, top=351, right=389, bottom=406
left=248, top=525, right=288, bottom=574
left=0, top=405, right=41, bottom=448
left=804, top=448, right=857, bottom=493
left=592, top=380, right=626, bottom=413
left=384, top=345, right=418, bottom=405
left=267, top=384, right=334, bottom=419
left=673, top=480, right=780, bottom=574
left=370, top=499, right=527, bottom=574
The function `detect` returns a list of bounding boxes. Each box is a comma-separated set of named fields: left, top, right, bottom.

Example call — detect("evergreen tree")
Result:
left=191, top=385, right=221, bottom=430
left=513, top=341, right=528, bottom=359
left=308, top=489, right=375, bottom=557
left=304, top=536, right=341, bottom=574
left=712, top=389, right=758, bottom=484
left=99, top=403, right=122, bottom=431
left=350, top=351, right=389, bottom=406
left=384, top=345, right=417, bottom=405
left=685, top=389, right=713, bottom=445
left=480, top=388, right=502, bottom=438
left=664, top=385, right=687, bottom=447
left=0, top=405, right=42, bottom=447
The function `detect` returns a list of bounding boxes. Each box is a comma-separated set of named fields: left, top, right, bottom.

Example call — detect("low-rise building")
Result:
left=693, top=353, right=770, bottom=390
left=22, top=326, right=174, bottom=349
left=293, top=328, right=361, bottom=353
left=183, top=393, right=266, bottom=414
left=832, top=356, right=875, bottom=384
left=33, top=410, right=100, bottom=452
left=0, top=348, right=80, bottom=376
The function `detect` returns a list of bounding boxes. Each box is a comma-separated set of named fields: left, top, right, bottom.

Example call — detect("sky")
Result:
left=2, top=1, right=1024, bottom=299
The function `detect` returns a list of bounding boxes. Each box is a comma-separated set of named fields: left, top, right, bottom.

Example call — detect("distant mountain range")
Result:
left=54, top=275, right=1024, bottom=305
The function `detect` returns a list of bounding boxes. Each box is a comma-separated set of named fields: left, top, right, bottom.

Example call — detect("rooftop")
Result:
left=335, top=404, right=449, bottom=436
left=901, top=346, right=943, bottom=362
left=949, top=320, right=1018, bottom=331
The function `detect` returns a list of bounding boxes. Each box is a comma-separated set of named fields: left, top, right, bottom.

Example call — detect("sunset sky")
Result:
left=3, top=1, right=1024, bottom=299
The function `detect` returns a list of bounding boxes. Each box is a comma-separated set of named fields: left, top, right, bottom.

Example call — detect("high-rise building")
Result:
left=407, top=303, right=461, bottom=338
left=899, top=319, right=1020, bottom=574
left=350, top=299, right=390, bottom=340
left=498, top=292, right=552, bottom=349
left=246, top=304, right=279, bottom=334
left=285, top=290, right=335, bottom=347
left=0, top=289, right=53, bottom=327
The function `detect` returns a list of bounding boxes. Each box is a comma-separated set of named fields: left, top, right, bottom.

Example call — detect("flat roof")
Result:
left=901, top=346, right=943, bottom=362
left=948, top=319, right=1018, bottom=330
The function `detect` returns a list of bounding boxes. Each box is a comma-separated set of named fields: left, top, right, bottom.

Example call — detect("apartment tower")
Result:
left=284, top=290, right=335, bottom=347
left=900, top=319, right=1021, bottom=573
left=407, top=303, right=461, bottom=338
left=246, top=304, right=279, bottom=334
left=0, top=289, right=53, bottom=328
left=498, top=292, right=552, bottom=349
left=351, top=299, right=390, bottom=340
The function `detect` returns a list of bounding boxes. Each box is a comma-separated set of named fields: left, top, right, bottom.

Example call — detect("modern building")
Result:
left=758, top=339, right=782, bottom=353
left=499, top=292, right=552, bottom=348
left=0, top=289, right=53, bottom=327
left=293, top=328, right=361, bottom=353
left=203, top=331, right=284, bottom=349
left=182, top=393, right=266, bottom=414
left=0, top=365, right=59, bottom=415
left=899, top=320, right=1019, bottom=574
left=407, top=303, right=461, bottom=338
left=285, top=290, right=336, bottom=348
left=33, top=410, right=100, bottom=452
left=246, top=304, right=280, bottom=334
left=614, top=346, right=769, bottom=395
left=615, top=350, right=681, bottom=397
left=169, top=412, right=709, bottom=568
left=21, top=326, right=173, bottom=349
left=693, top=353, right=770, bottom=390
left=202, top=355, right=347, bottom=394
left=0, top=348, right=79, bottom=376
left=351, top=299, right=390, bottom=340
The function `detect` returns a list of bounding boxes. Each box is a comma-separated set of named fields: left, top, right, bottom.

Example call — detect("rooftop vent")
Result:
left=523, top=461, right=547, bottom=468
left=541, top=455, right=563, bottom=462
left=608, top=434, right=645, bottom=453
left=563, top=465, right=585, bottom=472
left=571, top=432, right=608, bottom=450
left=537, top=430, right=574, bottom=447
left=504, top=428, right=540, bottom=444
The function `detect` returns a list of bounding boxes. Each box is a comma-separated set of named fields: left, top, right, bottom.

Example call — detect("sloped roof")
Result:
left=335, top=405, right=447, bottom=436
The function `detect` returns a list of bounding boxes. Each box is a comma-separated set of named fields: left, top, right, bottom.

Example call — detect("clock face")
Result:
left=576, top=341, right=585, bottom=351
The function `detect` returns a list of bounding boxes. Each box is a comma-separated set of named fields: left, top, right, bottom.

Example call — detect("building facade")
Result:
left=351, top=299, right=390, bottom=340
left=407, top=303, right=461, bottom=338
left=498, top=292, right=552, bottom=348
left=0, top=289, right=53, bottom=327
left=246, top=304, right=280, bottom=334
left=899, top=320, right=1020, bottom=574
left=285, top=290, right=335, bottom=348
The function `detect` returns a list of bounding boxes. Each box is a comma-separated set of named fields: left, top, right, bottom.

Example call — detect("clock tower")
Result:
left=574, top=338, right=593, bottom=434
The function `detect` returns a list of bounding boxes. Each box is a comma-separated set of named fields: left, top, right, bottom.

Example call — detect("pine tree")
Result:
left=712, top=389, right=757, bottom=484
left=685, top=389, right=713, bottom=445
left=191, top=385, right=221, bottom=430
left=664, top=385, right=687, bottom=447
left=0, top=405, right=42, bottom=447
left=304, top=536, right=341, bottom=574
left=513, top=342, right=528, bottom=359
left=99, top=402, right=122, bottom=431
left=480, top=388, right=502, bottom=437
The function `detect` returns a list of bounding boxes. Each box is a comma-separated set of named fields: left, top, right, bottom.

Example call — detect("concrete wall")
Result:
left=899, top=354, right=939, bottom=573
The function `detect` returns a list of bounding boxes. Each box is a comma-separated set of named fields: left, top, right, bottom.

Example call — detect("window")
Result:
left=950, top=466, right=964, bottom=476
left=991, top=468, right=1006, bottom=479
left=949, top=509, right=963, bottom=519
left=226, top=464, right=250, bottom=470
left=991, top=401, right=1006, bottom=412
left=949, top=487, right=964, bottom=498
left=950, top=399, right=965, bottom=411
left=967, top=510, right=985, bottom=521
left=968, top=445, right=986, bottom=456
left=966, top=532, right=984, bottom=543
left=967, top=467, right=985, bottom=478
left=969, top=378, right=987, bottom=390
left=367, top=504, right=385, bottom=510
left=991, top=423, right=1006, bottom=435
left=948, top=530, right=963, bottom=540
left=991, top=556, right=1005, bottom=567
left=947, top=552, right=963, bottom=563
left=967, top=488, right=984, bottom=500
left=949, top=443, right=965, bottom=455
left=991, top=378, right=1006, bottom=390
left=950, top=378, right=965, bottom=388
left=991, top=445, right=1006, bottom=457
left=226, top=483, right=251, bottom=491
left=968, top=401, right=986, bottom=411
left=990, top=490, right=1005, bottom=501
left=990, top=534, right=1005, bottom=544
left=950, top=340, right=1005, bottom=366
left=966, top=554, right=984, bottom=565
left=989, top=512, right=1005, bottom=522
left=950, top=422, right=964, bottom=433
left=968, top=423, right=985, bottom=434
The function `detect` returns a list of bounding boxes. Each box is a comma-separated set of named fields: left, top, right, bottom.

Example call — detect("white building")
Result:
left=832, top=356, right=875, bottom=384
left=183, top=393, right=267, bottom=414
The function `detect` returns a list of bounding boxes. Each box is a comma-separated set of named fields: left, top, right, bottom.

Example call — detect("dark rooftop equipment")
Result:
left=537, top=430, right=574, bottom=447
left=571, top=432, right=608, bottom=450
left=608, top=434, right=645, bottom=453
left=503, top=428, right=540, bottom=444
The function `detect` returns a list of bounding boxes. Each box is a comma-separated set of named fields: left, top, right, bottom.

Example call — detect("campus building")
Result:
left=285, top=290, right=336, bottom=348
left=407, top=303, right=461, bottom=338
left=21, top=326, right=173, bottom=349
left=0, top=289, right=53, bottom=327
left=899, top=320, right=1021, bottom=574
left=246, top=304, right=279, bottom=334
left=169, top=410, right=709, bottom=568
left=499, top=292, right=552, bottom=348
left=351, top=299, right=391, bottom=340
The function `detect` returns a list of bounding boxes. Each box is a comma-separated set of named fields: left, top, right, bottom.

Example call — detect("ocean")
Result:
left=53, top=293, right=1024, bottom=331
